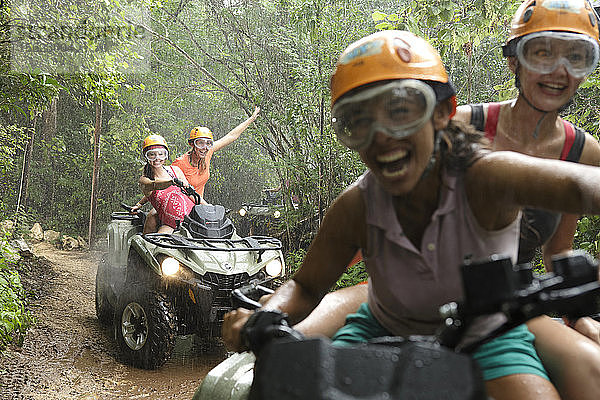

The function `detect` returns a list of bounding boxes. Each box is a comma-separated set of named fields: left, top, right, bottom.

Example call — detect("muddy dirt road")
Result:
left=0, top=242, right=226, bottom=400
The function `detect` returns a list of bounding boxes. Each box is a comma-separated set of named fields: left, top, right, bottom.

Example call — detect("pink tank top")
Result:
left=358, top=170, right=520, bottom=336
left=148, top=166, right=195, bottom=229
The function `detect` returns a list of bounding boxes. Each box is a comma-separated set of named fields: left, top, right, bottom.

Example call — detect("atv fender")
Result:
left=193, top=352, right=256, bottom=400
left=129, top=235, right=162, bottom=278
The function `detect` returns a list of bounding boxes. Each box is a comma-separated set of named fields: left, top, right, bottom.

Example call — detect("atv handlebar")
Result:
left=239, top=250, right=600, bottom=357
left=232, top=284, right=275, bottom=310
left=231, top=283, right=304, bottom=354
left=171, top=177, right=202, bottom=204
left=121, top=202, right=134, bottom=213
left=439, top=250, right=600, bottom=351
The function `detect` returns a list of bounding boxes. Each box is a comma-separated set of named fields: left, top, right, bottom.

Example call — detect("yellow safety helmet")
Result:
left=330, top=30, right=455, bottom=107
left=142, top=134, right=169, bottom=152
left=189, top=126, right=214, bottom=144
left=504, top=0, right=599, bottom=56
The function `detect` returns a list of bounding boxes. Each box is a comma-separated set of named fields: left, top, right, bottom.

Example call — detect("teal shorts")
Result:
left=331, top=302, right=549, bottom=381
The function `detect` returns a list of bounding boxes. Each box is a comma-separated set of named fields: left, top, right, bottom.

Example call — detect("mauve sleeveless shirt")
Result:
left=358, top=170, right=521, bottom=336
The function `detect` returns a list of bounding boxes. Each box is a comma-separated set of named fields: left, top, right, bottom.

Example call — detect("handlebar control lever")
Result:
left=241, top=310, right=304, bottom=354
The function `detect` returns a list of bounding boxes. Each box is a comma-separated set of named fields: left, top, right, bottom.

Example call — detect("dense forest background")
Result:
left=2, top=0, right=600, bottom=263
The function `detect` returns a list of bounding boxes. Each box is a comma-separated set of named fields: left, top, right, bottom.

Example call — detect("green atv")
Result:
left=95, top=184, right=285, bottom=370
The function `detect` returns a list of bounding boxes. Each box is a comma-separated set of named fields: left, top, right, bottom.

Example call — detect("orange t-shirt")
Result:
left=172, top=148, right=213, bottom=197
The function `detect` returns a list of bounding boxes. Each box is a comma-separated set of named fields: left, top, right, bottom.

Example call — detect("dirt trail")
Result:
left=0, top=242, right=226, bottom=400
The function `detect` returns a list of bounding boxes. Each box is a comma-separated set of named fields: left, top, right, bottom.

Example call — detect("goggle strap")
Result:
left=502, top=41, right=516, bottom=57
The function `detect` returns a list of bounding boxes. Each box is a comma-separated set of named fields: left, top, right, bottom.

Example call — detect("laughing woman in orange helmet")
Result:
left=223, top=29, right=600, bottom=399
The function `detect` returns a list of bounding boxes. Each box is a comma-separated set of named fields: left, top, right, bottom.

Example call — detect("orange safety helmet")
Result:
left=142, top=134, right=169, bottom=152
left=330, top=30, right=455, bottom=107
left=189, top=126, right=214, bottom=144
left=505, top=0, right=599, bottom=52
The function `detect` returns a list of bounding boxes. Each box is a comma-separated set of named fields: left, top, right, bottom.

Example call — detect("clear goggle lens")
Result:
left=145, top=149, right=168, bottom=161
left=194, top=138, right=214, bottom=148
left=517, top=31, right=599, bottom=79
left=331, top=80, right=436, bottom=151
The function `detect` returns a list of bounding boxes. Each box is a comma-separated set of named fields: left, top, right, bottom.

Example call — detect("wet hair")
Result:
left=143, top=163, right=155, bottom=180
left=189, top=149, right=207, bottom=171
left=439, top=119, right=490, bottom=173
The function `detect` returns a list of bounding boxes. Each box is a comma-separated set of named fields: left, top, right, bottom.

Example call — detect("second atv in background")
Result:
left=95, top=183, right=286, bottom=369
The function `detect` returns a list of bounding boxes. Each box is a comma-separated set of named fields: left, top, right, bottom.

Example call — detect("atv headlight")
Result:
left=239, top=207, right=247, bottom=217
left=265, top=258, right=283, bottom=277
left=161, top=257, right=180, bottom=276
left=273, top=210, right=281, bottom=218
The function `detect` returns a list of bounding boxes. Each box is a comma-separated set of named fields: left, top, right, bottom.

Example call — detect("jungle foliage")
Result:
left=0, top=236, right=33, bottom=350
left=2, top=0, right=600, bottom=323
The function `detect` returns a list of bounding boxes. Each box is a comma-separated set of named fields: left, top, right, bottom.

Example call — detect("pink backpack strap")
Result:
left=484, top=103, right=501, bottom=141
left=560, top=121, right=575, bottom=161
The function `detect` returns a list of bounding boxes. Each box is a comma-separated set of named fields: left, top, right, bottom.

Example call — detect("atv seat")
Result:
left=183, top=204, right=234, bottom=239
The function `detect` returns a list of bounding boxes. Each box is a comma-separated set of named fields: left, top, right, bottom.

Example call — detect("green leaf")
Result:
left=372, top=11, right=387, bottom=21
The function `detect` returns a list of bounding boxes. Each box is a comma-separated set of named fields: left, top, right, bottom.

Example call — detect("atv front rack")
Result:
left=141, top=233, right=282, bottom=254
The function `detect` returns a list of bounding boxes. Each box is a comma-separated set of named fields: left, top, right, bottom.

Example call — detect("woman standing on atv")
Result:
left=224, top=29, right=600, bottom=399
left=173, top=106, right=260, bottom=200
left=138, top=134, right=196, bottom=234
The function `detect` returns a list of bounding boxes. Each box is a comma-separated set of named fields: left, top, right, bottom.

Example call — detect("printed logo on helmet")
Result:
left=339, top=39, right=384, bottom=65
left=542, top=0, right=584, bottom=13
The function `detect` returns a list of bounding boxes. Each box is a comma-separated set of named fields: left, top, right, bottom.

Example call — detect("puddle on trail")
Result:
left=74, top=333, right=227, bottom=399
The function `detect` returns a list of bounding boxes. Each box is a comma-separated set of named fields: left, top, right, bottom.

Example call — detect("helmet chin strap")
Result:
left=520, top=91, right=549, bottom=139
left=515, top=68, right=550, bottom=139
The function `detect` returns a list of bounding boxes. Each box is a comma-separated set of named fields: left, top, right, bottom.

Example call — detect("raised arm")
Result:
left=212, top=106, right=260, bottom=152
left=466, top=151, right=600, bottom=231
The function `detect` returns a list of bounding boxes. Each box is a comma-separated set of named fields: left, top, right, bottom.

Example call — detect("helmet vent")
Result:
left=523, top=7, right=534, bottom=23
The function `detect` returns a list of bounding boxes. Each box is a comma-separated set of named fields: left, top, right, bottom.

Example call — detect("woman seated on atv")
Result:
left=138, top=134, right=196, bottom=234
left=132, top=107, right=261, bottom=232
left=223, top=30, right=600, bottom=400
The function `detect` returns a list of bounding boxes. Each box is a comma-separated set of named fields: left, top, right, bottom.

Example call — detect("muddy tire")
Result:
left=114, top=284, right=177, bottom=369
left=95, top=256, right=114, bottom=325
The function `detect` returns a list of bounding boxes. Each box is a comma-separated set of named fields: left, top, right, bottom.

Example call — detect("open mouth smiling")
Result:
left=538, top=82, right=567, bottom=94
left=377, top=148, right=411, bottom=178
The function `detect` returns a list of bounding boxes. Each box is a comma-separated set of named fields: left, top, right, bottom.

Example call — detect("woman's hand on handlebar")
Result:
left=223, top=308, right=255, bottom=352
left=130, top=202, right=144, bottom=214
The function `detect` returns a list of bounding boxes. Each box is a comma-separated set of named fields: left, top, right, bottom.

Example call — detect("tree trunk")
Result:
left=17, top=116, right=36, bottom=214
left=88, top=101, right=102, bottom=249
left=41, top=97, right=57, bottom=141
left=42, top=96, right=58, bottom=221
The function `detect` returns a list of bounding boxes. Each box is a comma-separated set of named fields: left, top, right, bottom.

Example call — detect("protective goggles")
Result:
left=331, top=80, right=436, bottom=151
left=193, top=138, right=214, bottom=148
left=516, top=31, right=599, bottom=79
left=145, top=149, right=168, bottom=162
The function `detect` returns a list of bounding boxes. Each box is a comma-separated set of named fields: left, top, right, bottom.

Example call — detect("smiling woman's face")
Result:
left=356, top=95, right=437, bottom=197
left=510, top=56, right=584, bottom=112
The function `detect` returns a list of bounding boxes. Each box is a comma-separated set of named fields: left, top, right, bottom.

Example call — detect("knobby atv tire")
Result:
left=95, top=255, right=114, bottom=325
left=114, top=284, right=177, bottom=369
